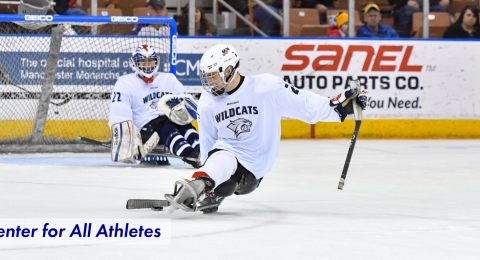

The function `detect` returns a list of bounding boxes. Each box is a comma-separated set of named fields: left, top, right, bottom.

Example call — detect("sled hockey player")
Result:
left=165, top=44, right=368, bottom=213
left=108, top=45, right=200, bottom=168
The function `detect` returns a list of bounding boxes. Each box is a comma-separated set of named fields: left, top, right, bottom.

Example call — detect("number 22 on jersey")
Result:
left=112, top=92, right=122, bottom=103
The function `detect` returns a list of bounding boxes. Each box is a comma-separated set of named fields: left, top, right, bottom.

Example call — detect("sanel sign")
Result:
left=282, top=45, right=423, bottom=72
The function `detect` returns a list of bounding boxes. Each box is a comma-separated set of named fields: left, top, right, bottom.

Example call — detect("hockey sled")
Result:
left=164, top=180, right=199, bottom=212
left=76, top=136, right=200, bottom=164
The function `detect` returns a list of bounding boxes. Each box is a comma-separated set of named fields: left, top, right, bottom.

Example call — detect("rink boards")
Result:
left=1, top=38, right=480, bottom=140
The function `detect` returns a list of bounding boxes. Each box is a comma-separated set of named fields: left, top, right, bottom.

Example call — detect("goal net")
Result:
left=0, top=15, right=177, bottom=152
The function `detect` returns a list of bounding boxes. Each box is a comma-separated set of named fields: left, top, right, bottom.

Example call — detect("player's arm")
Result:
left=273, top=79, right=368, bottom=123
left=197, top=97, right=217, bottom=164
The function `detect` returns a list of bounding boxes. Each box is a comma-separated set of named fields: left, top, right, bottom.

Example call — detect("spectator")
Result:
left=357, top=4, right=399, bottom=38
left=250, top=0, right=281, bottom=36
left=131, top=0, right=170, bottom=36
left=54, top=0, right=87, bottom=16
left=177, top=3, right=218, bottom=36
left=294, top=0, right=336, bottom=25
left=443, top=5, right=480, bottom=38
left=222, top=0, right=249, bottom=16
left=327, top=12, right=349, bottom=37
left=391, top=0, right=449, bottom=37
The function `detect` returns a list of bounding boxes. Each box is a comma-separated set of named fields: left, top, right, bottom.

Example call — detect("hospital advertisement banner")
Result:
left=177, top=38, right=480, bottom=120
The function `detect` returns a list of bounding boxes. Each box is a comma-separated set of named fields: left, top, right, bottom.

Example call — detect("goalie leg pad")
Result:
left=143, top=132, right=160, bottom=155
left=111, top=120, right=145, bottom=163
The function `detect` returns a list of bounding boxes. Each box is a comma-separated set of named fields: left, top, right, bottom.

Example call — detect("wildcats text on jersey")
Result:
left=214, top=106, right=258, bottom=123
left=143, top=92, right=172, bottom=104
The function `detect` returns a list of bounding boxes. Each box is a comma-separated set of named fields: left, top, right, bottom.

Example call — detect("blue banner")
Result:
left=176, top=54, right=202, bottom=86
left=0, top=53, right=199, bottom=86
left=0, top=52, right=132, bottom=85
left=0, top=52, right=182, bottom=86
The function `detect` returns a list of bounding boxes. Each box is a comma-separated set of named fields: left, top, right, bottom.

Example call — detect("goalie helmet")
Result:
left=199, top=44, right=240, bottom=97
left=130, top=45, right=160, bottom=83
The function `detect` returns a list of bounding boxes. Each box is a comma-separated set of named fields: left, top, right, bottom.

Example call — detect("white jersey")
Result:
left=197, top=74, right=342, bottom=179
left=108, top=72, right=190, bottom=129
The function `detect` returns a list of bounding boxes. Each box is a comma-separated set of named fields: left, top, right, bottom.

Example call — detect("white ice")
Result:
left=0, top=140, right=479, bottom=260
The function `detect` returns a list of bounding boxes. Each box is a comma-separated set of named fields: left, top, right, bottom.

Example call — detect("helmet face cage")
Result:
left=132, top=55, right=159, bottom=76
left=130, top=45, right=160, bottom=79
left=200, top=65, right=237, bottom=97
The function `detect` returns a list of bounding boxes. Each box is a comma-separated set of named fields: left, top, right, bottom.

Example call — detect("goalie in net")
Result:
left=108, top=45, right=200, bottom=168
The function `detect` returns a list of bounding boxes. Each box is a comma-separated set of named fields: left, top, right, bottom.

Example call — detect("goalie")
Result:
left=108, top=45, right=200, bottom=168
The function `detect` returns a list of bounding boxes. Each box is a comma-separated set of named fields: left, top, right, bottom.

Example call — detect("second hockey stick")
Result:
left=126, top=199, right=170, bottom=211
left=337, top=97, right=363, bottom=190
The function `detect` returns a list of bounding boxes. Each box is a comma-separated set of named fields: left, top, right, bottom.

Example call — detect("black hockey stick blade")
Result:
left=76, top=136, right=111, bottom=148
left=338, top=97, right=363, bottom=190
left=126, top=199, right=170, bottom=211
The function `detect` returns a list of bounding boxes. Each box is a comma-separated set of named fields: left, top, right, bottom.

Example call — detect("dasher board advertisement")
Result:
left=177, top=38, right=480, bottom=120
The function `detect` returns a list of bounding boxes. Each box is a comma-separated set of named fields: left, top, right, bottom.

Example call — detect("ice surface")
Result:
left=0, top=140, right=479, bottom=259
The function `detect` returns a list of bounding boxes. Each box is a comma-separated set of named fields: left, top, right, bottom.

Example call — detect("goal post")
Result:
left=0, top=14, right=177, bottom=152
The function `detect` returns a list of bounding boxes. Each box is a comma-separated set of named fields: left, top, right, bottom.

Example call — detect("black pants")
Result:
left=140, top=115, right=170, bottom=144
left=207, top=149, right=263, bottom=197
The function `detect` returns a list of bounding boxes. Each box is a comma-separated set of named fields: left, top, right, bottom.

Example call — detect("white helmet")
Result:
left=199, top=44, right=240, bottom=97
left=130, top=45, right=160, bottom=83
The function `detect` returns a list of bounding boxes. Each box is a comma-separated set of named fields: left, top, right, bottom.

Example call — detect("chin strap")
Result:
left=138, top=74, right=154, bottom=83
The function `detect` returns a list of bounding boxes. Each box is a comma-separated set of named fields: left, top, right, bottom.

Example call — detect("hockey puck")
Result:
left=151, top=206, right=163, bottom=211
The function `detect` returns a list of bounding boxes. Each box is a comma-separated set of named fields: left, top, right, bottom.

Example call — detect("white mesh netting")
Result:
left=0, top=20, right=173, bottom=148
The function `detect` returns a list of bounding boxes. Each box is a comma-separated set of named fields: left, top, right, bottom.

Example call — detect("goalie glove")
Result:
left=330, top=80, right=368, bottom=122
left=157, top=94, right=198, bottom=125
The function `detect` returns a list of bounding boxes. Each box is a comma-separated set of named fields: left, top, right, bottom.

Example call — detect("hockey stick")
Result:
left=126, top=199, right=170, bottom=211
left=337, top=97, right=363, bottom=190
left=76, top=136, right=110, bottom=148
left=76, top=136, right=201, bottom=163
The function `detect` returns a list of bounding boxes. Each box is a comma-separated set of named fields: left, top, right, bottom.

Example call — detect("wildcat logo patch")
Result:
left=227, top=118, right=252, bottom=138
left=150, top=100, right=159, bottom=110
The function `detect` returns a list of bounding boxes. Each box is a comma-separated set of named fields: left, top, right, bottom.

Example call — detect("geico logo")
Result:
left=110, top=16, right=139, bottom=22
left=25, top=15, right=53, bottom=21
left=282, top=45, right=423, bottom=72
